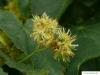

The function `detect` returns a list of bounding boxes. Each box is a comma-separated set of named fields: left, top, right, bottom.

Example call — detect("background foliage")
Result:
left=0, top=0, right=100, bottom=75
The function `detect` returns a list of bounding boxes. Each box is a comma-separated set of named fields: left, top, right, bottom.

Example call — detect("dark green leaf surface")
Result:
left=66, top=19, right=100, bottom=75
left=16, top=0, right=31, bottom=17
left=79, top=58, right=100, bottom=72
left=30, top=0, right=72, bottom=18
left=81, top=0, right=98, bottom=7
left=0, top=11, right=33, bottom=53
left=32, top=49, right=64, bottom=75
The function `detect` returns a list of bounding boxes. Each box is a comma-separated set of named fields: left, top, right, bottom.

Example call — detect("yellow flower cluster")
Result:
left=31, top=13, right=58, bottom=46
left=52, top=29, right=78, bottom=62
left=31, top=13, right=78, bottom=62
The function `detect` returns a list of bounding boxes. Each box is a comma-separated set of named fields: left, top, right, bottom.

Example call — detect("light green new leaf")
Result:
left=66, top=19, right=100, bottom=75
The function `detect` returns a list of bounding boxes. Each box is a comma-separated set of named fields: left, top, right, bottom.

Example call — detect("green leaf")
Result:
left=24, top=19, right=33, bottom=34
left=32, top=49, right=64, bottom=75
left=0, top=49, right=16, bottom=66
left=0, top=49, right=34, bottom=74
left=0, top=68, right=7, bottom=75
left=66, top=18, right=100, bottom=75
left=0, top=11, right=34, bottom=53
left=16, top=0, right=31, bottom=17
left=79, top=58, right=100, bottom=72
left=25, top=69, right=48, bottom=75
left=30, top=0, right=72, bottom=18
left=81, top=0, right=98, bottom=7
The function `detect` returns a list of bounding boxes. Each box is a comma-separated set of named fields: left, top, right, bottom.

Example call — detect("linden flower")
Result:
left=32, top=13, right=58, bottom=34
left=31, top=13, right=78, bottom=62
left=31, top=13, right=58, bottom=46
left=52, top=28, right=78, bottom=62
left=58, top=28, right=78, bottom=49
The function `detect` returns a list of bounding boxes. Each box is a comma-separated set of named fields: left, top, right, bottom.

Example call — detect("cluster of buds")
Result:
left=31, top=13, right=78, bottom=62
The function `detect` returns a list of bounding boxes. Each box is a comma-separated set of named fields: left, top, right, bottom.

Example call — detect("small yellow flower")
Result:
left=52, top=28, right=78, bottom=62
left=31, top=13, right=58, bottom=46
left=31, top=13, right=78, bottom=62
